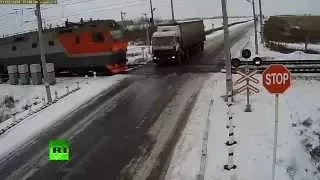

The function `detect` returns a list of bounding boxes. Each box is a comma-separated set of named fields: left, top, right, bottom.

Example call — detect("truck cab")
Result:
left=151, top=26, right=182, bottom=64
left=151, top=20, right=205, bottom=65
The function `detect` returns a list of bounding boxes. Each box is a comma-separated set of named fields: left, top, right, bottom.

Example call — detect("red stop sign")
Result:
left=262, top=64, right=292, bottom=94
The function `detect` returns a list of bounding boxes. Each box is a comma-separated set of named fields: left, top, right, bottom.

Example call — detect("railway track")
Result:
left=235, top=60, right=320, bottom=73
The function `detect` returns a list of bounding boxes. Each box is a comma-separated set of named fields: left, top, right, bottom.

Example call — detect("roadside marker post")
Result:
left=224, top=91, right=237, bottom=171
left=262, top=64, right=292, bottom=180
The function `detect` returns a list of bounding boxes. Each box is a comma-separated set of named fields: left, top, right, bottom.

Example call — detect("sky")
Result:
left=0, top=0, right=319, bottom=35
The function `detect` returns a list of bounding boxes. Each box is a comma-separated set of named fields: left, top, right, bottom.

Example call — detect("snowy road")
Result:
left=0, top=22, right=254, bottom=180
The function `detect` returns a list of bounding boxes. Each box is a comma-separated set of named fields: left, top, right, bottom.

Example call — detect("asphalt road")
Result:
left=0, top=22, right=253, bottom=180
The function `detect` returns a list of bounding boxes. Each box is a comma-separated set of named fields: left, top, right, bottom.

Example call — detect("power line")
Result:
left=14, top=0, right=147, bottom=24
left=0, top=0, right=186, bottom=34
left=0, top=0, right=147, bottom=19
left=46, top=1, right=147, bottom=22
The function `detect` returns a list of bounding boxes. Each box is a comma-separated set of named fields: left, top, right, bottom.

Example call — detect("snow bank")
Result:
left=283, top=43, right=320, bottom=52
left=0, top=75, right=129, bottom=159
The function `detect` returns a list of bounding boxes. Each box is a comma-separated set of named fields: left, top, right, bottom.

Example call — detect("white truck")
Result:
left=151, top=20, right=205, bottom=65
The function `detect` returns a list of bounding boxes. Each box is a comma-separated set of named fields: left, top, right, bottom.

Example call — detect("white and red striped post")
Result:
left=224, top=91, right=237, bottom=170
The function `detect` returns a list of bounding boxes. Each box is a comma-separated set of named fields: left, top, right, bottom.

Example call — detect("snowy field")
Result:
left=0, top=75, right=129, bottom=159
left=203, top=18, right=252, bottom=31
left=165, top=27, right=320, bottom=180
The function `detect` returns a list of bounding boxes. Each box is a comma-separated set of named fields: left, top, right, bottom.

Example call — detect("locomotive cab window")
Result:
left=92, top=32, right=104, bottom=42
left=75, top=36, right=80, bottom=44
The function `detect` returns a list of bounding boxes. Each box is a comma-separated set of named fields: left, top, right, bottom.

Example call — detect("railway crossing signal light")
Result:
left=253, top=57, right=262, bottom=66
left=231, top=58, right=241, bottom=68
left=241, top=49, right=251, bottom=59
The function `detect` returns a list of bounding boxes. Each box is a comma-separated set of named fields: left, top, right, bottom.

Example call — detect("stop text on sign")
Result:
left=265, top=73, right=290, bottom=85
left=262, top=64, right=292, bottom=94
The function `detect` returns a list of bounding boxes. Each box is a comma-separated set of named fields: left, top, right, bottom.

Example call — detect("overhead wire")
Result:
left=0, top=0, right=186, bottom=34
left=22, top=0, right=148, bottom=23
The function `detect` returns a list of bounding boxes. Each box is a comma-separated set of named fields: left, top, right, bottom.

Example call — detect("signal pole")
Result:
left=221, top=0, right=233, bottom=100
left=170, top=0, right=175, bottom=22
left=35, top=1, right=52, bottom=103
left=258, top=0, right=264, bottom=44
left=149, top=0, right=154, bottom=26
left=251, top=0, right=259, bottom=55
left=120, top=11, right=126, bottom=24
left=143, top=13, right=151, bottom=54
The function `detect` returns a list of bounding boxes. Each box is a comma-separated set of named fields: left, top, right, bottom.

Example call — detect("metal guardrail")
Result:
left=0, top=86, right=80, bottom=136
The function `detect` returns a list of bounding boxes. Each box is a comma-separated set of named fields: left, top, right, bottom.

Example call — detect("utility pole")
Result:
left=143, top=13, right=151, bottom=54
left=258, top=0, right=264, bottom=44
left=221, top=0, right=233, bottom=100
left=120, top=11, right=126, bottom=24
left=251, top=0, right=259, bottom=55
left=170, top=0, right=175, bottom=22
left=149, top=0, right=154, bottom=26
left=35, top=1, right=52, bottom=103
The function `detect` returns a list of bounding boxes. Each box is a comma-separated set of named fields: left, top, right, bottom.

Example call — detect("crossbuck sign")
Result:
left=234, top=70, right=259, bottom=94
left=233, top=67, right=259, bottom=112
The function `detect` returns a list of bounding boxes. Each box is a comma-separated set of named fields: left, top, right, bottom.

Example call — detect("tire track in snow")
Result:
left=198, top=97, right=214, bottom=180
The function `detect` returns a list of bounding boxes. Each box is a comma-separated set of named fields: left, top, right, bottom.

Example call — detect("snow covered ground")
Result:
left=255, top=41, right=320, bottom=61
left=267, top=42, right=320, bottom=53
left=166, top=73, right=320, bottom=180
left=0, top=75, right=129, bottom=159
left=165, top=26, right=320, bottom=180
left=231, top=27, right=320, bottom=61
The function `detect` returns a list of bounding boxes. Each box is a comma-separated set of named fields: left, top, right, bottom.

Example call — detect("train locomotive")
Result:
left=0, top=19, right=128, bottom=76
